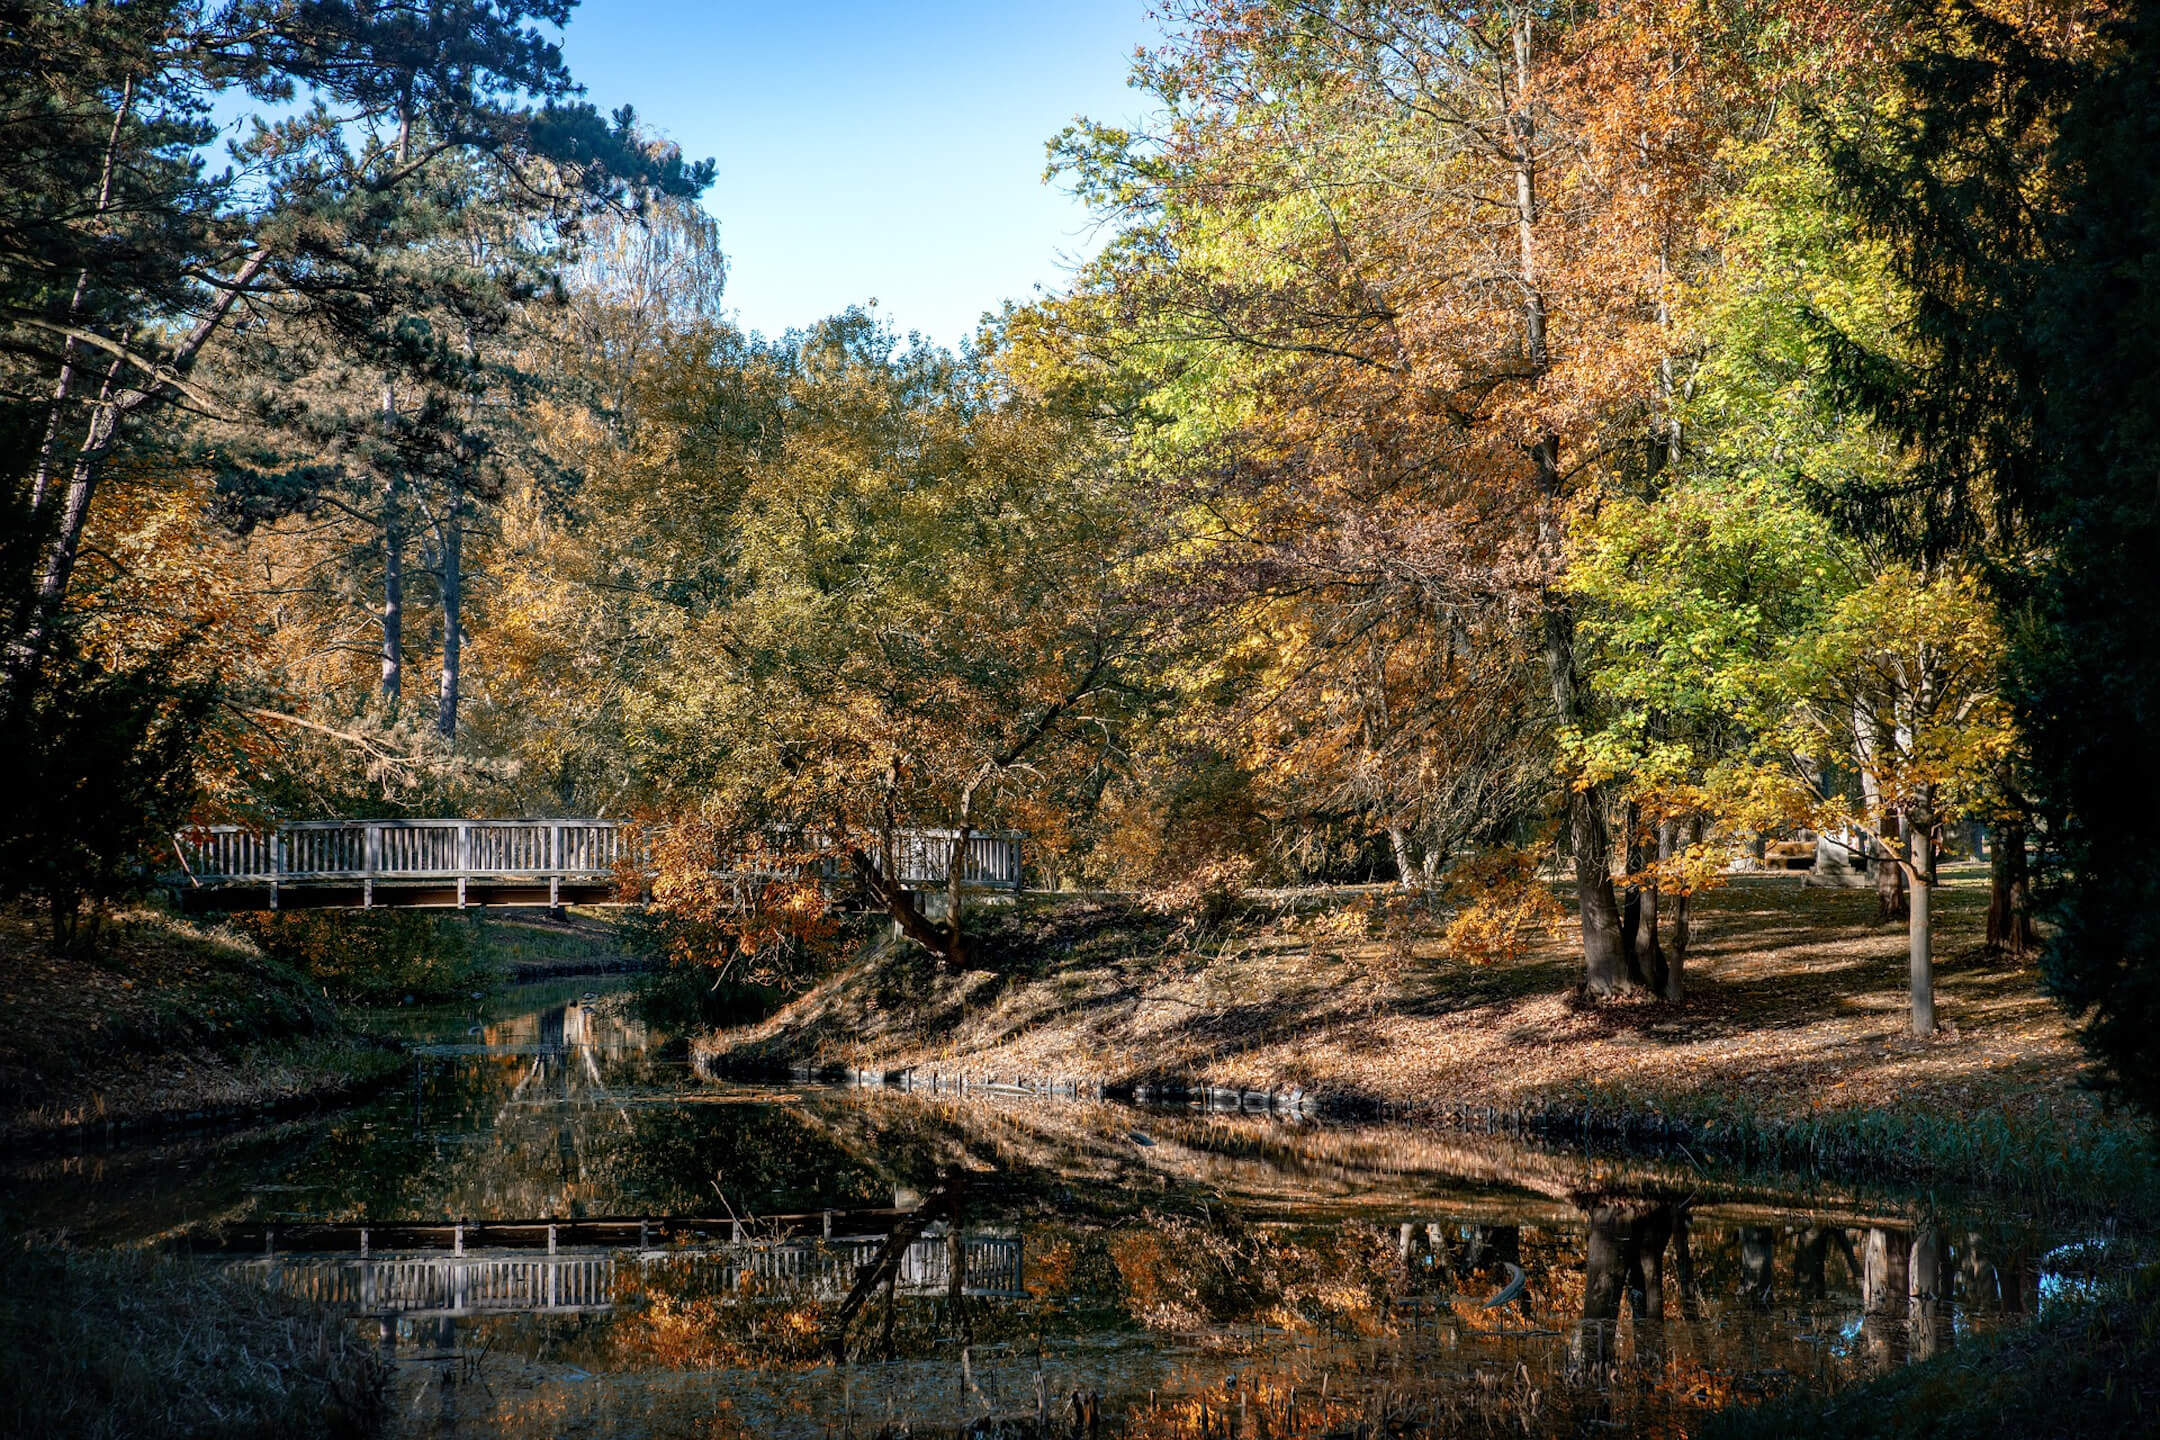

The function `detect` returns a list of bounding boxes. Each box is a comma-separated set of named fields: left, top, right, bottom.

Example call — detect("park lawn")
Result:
left=0, top=906, right=403, bottom=1144
left=703, top=870, right=2151, bottom=1201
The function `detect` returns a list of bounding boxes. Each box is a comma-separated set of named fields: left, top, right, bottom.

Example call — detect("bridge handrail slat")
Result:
left=172, top=819, right=1021, bottom=893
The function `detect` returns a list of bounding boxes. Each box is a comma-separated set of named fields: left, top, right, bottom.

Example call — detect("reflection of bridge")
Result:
left=170, top=819, right=1024, bottom=911
left=225, top=1232, right=1025, bottom=1319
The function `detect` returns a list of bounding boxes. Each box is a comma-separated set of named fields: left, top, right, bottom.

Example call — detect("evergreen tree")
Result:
left=1814, top=0, right=2160, bottom=1115
left=2016, top=5, right=2160, bottom=1120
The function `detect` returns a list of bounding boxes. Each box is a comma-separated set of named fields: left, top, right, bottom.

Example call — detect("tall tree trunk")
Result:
left=1387, top=826, right=1418, bottom=892
left=8, top=250, right=267, bottom=697
left=1856, top=702, right=1908, bottom=920
left=1908, top=807, right=1936, bottom=1036
left=1509, top=15, right=1628, bottom=995
left=1986, top=772, right=2034, bottom=960
left=381, top=492, right=404, bottom=706
left=1639, top=820, right=1671, bottom=998
left=1875, top=811, right=1909, bottom=921
left=1544, top=593, right=1630, bottom=993
left=436, top=493, right=462, bottom=738
left=1663, top=816, right=1698, bottom=1003
left=380, top=380, right=404, bottom=707
left=943, top=765, right=995, bottom=970
left=30, top=77, right=135, bottom=517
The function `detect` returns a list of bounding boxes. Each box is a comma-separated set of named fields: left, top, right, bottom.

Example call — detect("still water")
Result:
left=0, top=981, right=2117, bottom=1439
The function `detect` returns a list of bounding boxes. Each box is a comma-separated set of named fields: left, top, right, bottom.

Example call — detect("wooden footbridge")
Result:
left=201, top=1213, right=1025, bottom=1320
left=170, top=819, right=1023, bottom=912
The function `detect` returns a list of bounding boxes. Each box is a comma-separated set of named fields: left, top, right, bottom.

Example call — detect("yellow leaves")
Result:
left=1440, top=849, right=1567, bottom=968
left=1778, top=562, right=2013, bottom=824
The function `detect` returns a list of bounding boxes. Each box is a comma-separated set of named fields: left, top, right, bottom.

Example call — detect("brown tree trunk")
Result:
left=1506, top=15, right=1627, bottom=995
left=1639, top=820, right=1671, bottom=998
left=1620, top=801, right=1646, bottom=980
left=1663, top=817, right=1698, bottom=1003
left=850, top=848, right=953, bottom=963
left=1545, top=596, right=1630, bottom=993
left=1986, top=788, right=2034, bottom=961
left=381, top=495, right=404, bottom=705
left=435, top=493, right=461, bottom=737
left=1908, top=811, right=1935, bottom=1036
left=1875, top=812, right=1908, bottom=922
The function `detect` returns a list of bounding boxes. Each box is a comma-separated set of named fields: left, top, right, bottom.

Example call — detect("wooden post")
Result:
left=456, top=821, right=469, bottom=908
left=268, top=828, right=280, bottom=911
left=454, top=1223, right=465, bottom=1256
left=549, top=822, right=562, bottom=908
left=363, top=821, right=377, bottom=909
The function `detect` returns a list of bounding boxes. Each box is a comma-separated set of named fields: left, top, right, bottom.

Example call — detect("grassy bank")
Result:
left=1707, top=1264, right=2160, bottom=1440
left=0, top=1243, right=386, bottom=1439
left=0, top=906, right=404, bottom=1145
left=481, top=907, right=642, bottom=980
left=700, top=872, right=2156, bottom=1206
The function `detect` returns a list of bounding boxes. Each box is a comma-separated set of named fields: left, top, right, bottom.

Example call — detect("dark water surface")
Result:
left=0, top=981, right=2119, bottom=1439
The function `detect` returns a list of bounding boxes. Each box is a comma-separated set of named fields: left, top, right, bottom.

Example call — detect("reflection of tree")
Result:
left=1739, top=1225, right=1777, bottom=1309
left=1863, top=1227, right=1912, bottom=1372
left=229, top=1002, right=901, bottom=1223
left=1909, top=1225, right=1953, bottom=1363
left=1571, top=1200, right=1687, bottom=1378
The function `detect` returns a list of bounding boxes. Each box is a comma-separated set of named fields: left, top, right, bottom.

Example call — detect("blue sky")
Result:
left=556, top=1, right=1158, bottom=349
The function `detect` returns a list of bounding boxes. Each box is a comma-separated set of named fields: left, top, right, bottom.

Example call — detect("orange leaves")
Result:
left=642, top=815, right=840, bottom=990
left=1440, top=848, right=1568, bottom=967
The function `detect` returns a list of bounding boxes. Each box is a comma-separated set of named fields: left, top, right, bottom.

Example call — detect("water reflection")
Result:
left=0, top=984, right=2106, bottom=1439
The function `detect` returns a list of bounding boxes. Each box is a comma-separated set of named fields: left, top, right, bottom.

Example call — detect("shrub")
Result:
left=1440, top=849, right=1565, bottom=966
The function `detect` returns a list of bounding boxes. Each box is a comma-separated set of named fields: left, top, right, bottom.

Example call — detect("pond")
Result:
left=0, top=980, right=2120, bottom=1439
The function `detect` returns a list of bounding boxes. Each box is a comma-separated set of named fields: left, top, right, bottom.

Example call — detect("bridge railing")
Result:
left=171, top=819, right=1024, bottom=897
left=232, top=1233, right=1026, bottom=1317
left=868, top=828, right=1025, bottom=892
left=175, top=820, right=630, bottom=884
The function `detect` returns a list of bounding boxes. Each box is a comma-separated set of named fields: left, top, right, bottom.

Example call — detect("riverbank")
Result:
left=1708, top=1259, right=2160, bottom=1440
left=0, top=1244, right=386, bottom=1439
left=699, top=872, right=2154, bottom=1206
left=0, top=907, right=405, bottom=1146
left=485, top=907, right=646, bottom=980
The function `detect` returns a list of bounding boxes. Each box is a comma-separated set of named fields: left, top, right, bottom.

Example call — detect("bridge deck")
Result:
left=170, top=819, right=1023, bottom=911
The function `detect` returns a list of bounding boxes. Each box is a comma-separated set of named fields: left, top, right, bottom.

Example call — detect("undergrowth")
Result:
left=0, top=1243, right=387, bottom=1439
